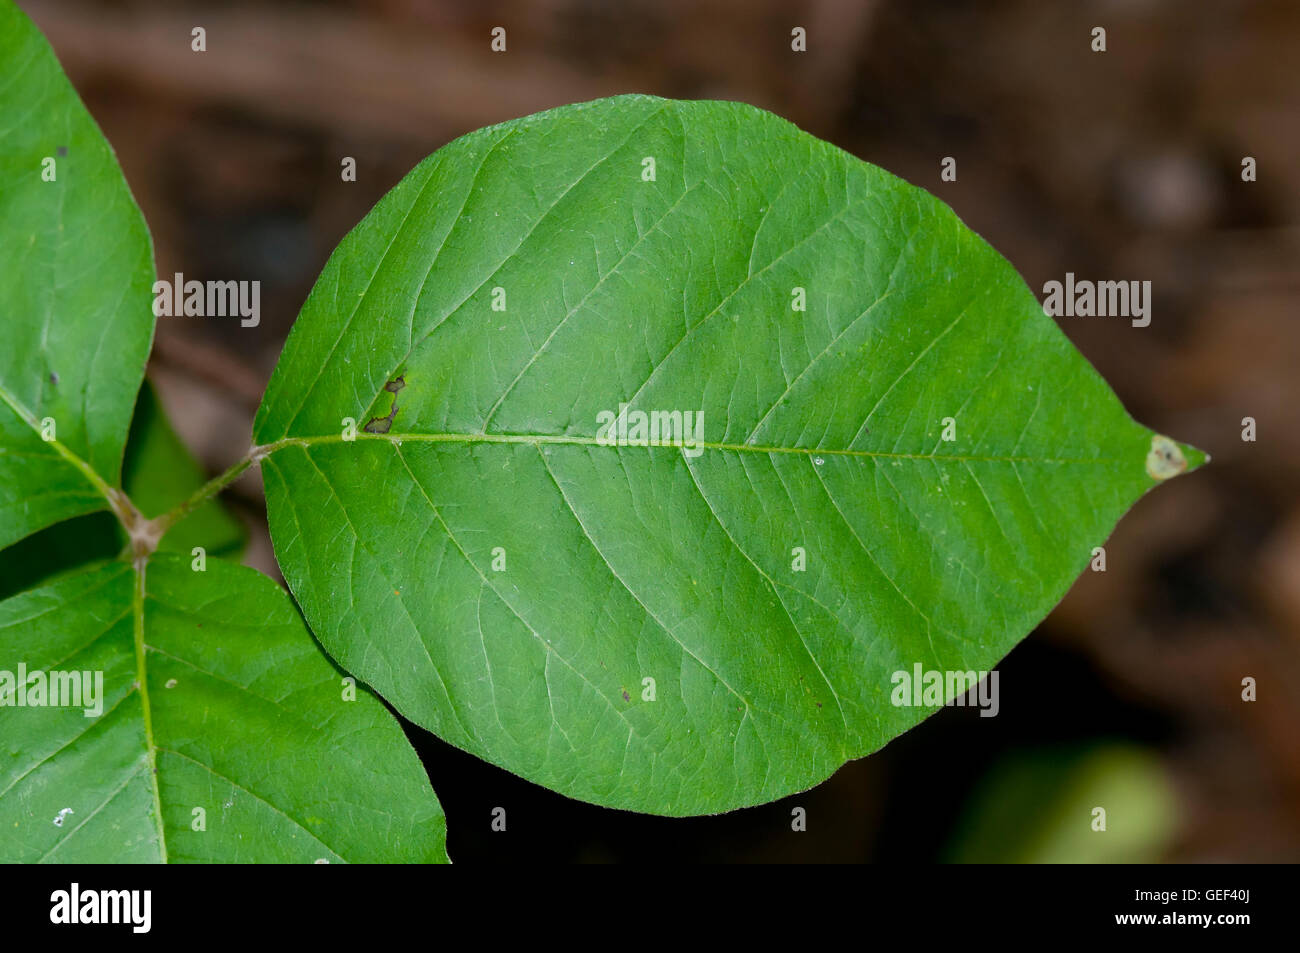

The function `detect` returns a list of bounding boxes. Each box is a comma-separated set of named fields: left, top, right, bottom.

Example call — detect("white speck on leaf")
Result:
left=1146, top=434, right=1188, bottom=481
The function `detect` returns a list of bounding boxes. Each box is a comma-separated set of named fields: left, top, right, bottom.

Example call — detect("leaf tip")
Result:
left=1146, top=433, right=1206, bottom=481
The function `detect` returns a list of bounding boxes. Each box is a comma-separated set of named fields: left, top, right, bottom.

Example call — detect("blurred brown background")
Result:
left=22, top=0, right=1298, bottom=862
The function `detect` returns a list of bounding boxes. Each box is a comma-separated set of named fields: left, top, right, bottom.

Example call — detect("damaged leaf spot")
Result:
left=1145, top=434, right=1187, bottom=481
left=364, top=375, right=405, bottom=434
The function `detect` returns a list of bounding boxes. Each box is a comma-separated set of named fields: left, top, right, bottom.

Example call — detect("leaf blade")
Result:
left=257, top=95, right=1201, bottom=814
left=0, top=2, right=156, bottom=548
left=0, top=556, right=449, bottom=863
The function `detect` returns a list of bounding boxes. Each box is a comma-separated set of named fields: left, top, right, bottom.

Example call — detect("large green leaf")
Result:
left=0, top=555, right=448, bottom=862
left=254, top=95, right=1203, bottom=815
left=0, top=0, right=155, bottom=549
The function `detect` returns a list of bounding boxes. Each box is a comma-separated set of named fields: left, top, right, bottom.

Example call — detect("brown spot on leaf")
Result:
left=364, top=374, right=407, bottom=433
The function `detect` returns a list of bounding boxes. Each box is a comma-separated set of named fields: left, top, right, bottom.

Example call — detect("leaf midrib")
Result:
left=264, top=430, right=1125, bottom=466
left=0, top=378, right=119, bottom=502
left=0, top=375, right=168, bottom=860
left=131, top=561, right=168, bottom=862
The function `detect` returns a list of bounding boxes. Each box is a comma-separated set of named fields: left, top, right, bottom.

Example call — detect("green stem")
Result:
left=151, top=454, right=254, bottom=538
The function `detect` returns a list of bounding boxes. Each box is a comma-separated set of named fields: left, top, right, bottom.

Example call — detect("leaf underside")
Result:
left=256, top=94, right=1203, bottom=815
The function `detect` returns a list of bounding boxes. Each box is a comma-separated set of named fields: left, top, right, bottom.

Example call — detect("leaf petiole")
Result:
left=149, top=452, right=256, bottom=541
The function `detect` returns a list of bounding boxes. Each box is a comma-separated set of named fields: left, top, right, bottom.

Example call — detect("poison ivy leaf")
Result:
left=0, top=555, right=449, bottom=862
left=255, top=94, right=1203, bottom=816
left=0, top=381, right=245, bottom=600
left=0, top=1, right=155, bottom=550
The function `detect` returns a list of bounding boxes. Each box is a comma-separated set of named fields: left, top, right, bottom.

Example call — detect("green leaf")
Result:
left=0, top=4, right=448, bottom=862
left=255, top=94, right=1203, bottom=815
left=0, top=381, right=245, bottom=600
left=0, top=555, right=449, bottom=863
left=0, top=0, right=155, bottom=549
